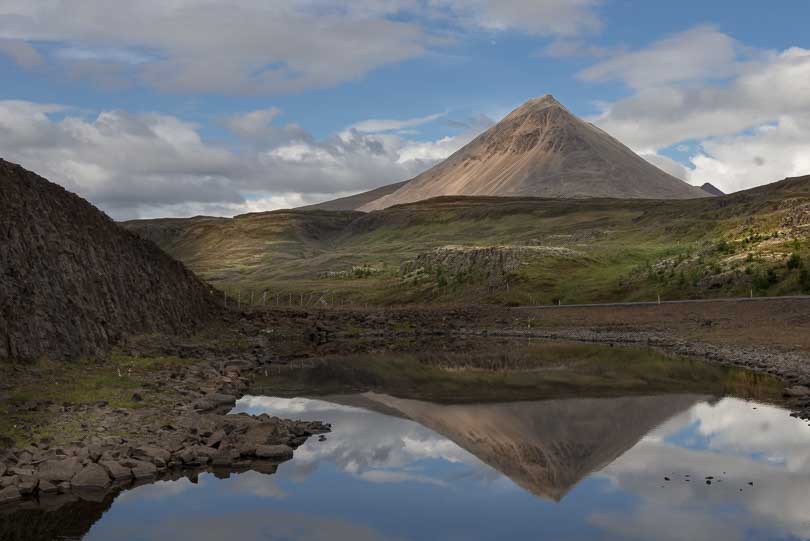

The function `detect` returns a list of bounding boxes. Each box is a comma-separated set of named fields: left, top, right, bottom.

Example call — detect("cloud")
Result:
left=580, top=26, right=741, bottom=89
left=430, top=0, right=604, bottom=36
left=350, top=112, right=446, bottom=134
left=0, top=38, right=42, bottom=68
left=0, top=1, right=604, bottom=96
left=0, top=100, right=487, bottom=219
left=582, top=28, right=810, bottom=190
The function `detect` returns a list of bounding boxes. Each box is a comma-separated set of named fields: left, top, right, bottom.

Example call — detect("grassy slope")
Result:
left=123, top=176, right=810, bottom=306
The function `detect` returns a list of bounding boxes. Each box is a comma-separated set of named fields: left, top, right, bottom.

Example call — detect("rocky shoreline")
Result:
left=0, top=354, right=329, bottom=509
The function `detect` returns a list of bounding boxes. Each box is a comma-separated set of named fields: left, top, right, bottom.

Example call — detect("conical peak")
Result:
left=504, top=94, right=572, bottom=122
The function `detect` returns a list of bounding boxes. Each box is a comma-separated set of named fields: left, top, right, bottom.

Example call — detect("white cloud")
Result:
left=583, top=28, right=810, bottom=191
left=0, top=100, right=486, bottom=219
left=0, top=1, right=604, bottom=95
left=350, top=112, right=445, bottom=134
left=580, top=26, right=741, bottom=89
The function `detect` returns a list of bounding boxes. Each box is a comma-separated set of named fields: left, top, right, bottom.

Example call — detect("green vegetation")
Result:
left=123, top=177, right=810, bottom=306
left=0, top=355, right=195, bottom=447
left=251, top=341, right=783, bottom=403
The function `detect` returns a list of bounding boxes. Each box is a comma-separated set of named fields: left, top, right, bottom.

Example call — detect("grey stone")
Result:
left=37, top=457, right=83, bottom=483
left=255, top=445, right=294, bottom=461
left=124, top=459, right=157, bottom=480
left=17, top=479, right=37, bottom=495
left=100, top=460, right=132, bottom=481
left=132, top=446, right=171, bottom=467
left=784, top=385, right=810, bottom=397
left=0, top=462, right=5, bottom=477
left=39, top=480, right=58, bottom=494
left=71, top=463, right=111, bottom=489
left=0, top=486, right=22, bottom=504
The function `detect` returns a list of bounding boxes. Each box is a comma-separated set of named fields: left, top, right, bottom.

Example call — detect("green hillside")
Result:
left=123, top=175, right=810, bottom=306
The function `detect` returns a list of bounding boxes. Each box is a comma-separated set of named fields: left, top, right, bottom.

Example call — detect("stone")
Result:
left=132, top=446, right=171, bottom=467
left=0, top=486, right=22, bottom=505
left=193, top=394, right=237, bottom=412
left=71, top=463, right=111, bottom=489
left=17, top=479, right=38, bottom=495
left=124, top=459, right=157, bottom=480
left=784, top=385, right=810, bottom=397
left=0, top=475, right=19, bottom=488
left=255, top=445, right=294, bottom=461
left=57, top=482, right=71, bottom=494
left=100, top=460, right=132, bottom=481
left=37, top=457, right=83, bottom=483
left=0, top=462, right=6, bottom=477
left=39, top=480, right=58, bottom=494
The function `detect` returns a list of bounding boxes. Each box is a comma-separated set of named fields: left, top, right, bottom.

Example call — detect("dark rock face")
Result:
left=0, top=159, right=219, bottom=361
left=701, top=182, right=726, bottom=196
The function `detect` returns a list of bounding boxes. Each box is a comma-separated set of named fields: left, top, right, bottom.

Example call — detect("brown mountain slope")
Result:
left=360, top=95, right=708, bottom=211
left=0, top=159, right=218, bottom=361
left=300, top=180, right=408, bottom=211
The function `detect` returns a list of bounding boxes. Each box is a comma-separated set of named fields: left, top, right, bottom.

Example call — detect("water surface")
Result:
left=39, top=393, right=810, bottom=541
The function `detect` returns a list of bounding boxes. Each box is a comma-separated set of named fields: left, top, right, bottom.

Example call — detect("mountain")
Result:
left=701, top=182, right=725, bottom=196
left=0, top=159, right=218, bottom=361
left=300, top=181, right=407, bottom=211
left=353, top=95, right=709, bottom=211
left=336, top=393, right=703, bottom=501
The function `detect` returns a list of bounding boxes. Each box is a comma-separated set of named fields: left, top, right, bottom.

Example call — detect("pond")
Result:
left=8, top=391, right=810, bottom=541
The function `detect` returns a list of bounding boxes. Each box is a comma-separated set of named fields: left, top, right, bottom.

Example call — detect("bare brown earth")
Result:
left=359, top=95, right=708, bottom=211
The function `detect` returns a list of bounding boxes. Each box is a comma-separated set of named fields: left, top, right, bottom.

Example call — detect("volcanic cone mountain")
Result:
left=0, top=159, right=218, bottom=361
left=358, top=95, right=708, bottom=211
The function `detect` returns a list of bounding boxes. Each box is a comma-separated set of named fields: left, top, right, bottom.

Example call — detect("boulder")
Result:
left=784, top=385, right=810, bottom=397
left=0, top=475, right=18, bottom=488
left=71, top=463, right=111, bottom=489
left=17, top=479, right=37, bottom=495
left=0, top=462, right=5, bottom=477
left=37, top=457, right=83, bottom=483
left=123, top=459, right=157, bottom=480
left=100, top=461, right=132, bottom=481
left=0, top=486, right=22, bottom=505
left=255, top=445, right=294, bottom=461
left=39, top=480, right=58, bottom=494
left=193, top=394, right=237, bottom=412
left=132, top=446, right=171, bottom=467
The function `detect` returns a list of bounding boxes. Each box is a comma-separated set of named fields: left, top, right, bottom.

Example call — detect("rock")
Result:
left=193, top=394, right=237, bottom=412
left=124, top=459, right=157, bottom=480
left=57, top=482, right=71, bottom=494
left=784, top=385, right=810, bottom=397
left=0, top=475, right=18, bottom=488
left=205, top=430, right=226, bottom=448
left=211, top=448, right=239, bottom=467
left=132, top=446, right=171, bottom=467
left=71, top=463, right=111, bottom=489
left=39, top=480, right=58, bottom=494
left=0, top=486, right=22, bottom=505
left=255, top=445, right=294, bottom=461
left=38, top=457, right=83, bottom=483
left=17, top=479, right=37, bottom=495
left=131, top=393, right=144, bottom=402
left=100, top=460, right=132, bottom=481
left=0, top=462, right=5, bottom=477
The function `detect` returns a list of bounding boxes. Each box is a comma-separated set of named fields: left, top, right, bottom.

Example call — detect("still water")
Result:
left=41, top=393, right=809, bottom=541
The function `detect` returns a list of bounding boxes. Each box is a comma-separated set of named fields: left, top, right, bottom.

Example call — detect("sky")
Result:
left=1, top=1, right=809, bottom=220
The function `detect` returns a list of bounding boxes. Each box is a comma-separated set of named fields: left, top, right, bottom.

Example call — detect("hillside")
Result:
left=124, top=174, right=810, bottom=307
left=0, top=159, right=218, bottom=361
left=344, top=95, right=708, bottom=211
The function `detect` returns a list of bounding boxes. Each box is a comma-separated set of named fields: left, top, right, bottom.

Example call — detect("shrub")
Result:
left=787, top=253, right=803, bottom=270
left=800, top=269, right=810, bottom=294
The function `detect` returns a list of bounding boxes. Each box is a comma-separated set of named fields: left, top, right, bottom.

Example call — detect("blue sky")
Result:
left=1, top=1, right=809, bottom=219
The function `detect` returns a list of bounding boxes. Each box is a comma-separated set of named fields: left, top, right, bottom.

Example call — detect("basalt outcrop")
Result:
left=0, top=159, right=219, bottom=361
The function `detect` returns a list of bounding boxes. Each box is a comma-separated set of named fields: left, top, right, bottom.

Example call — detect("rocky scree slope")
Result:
left=0, top=159, right=218, bottom=361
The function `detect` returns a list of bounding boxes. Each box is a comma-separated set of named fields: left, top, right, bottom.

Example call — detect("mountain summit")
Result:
left=355, top=95, right=708, bottom=211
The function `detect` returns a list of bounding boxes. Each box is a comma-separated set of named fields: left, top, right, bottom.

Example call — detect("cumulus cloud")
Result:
left=0, top=1, right=604, bottom=95
left=0, top=100, right=487, bottom=219
left=583, top=28, right=810, bottom=191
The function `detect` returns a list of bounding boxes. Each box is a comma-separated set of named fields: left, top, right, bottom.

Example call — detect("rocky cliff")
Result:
left=0, top=159, right=218, bottom=361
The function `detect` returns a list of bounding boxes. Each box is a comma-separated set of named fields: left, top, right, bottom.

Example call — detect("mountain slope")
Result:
left=123, top=174, right=810, bottom=306
left=300, top=181, right=407, bottom=211
left=360, top=95, right=708, bottom=211
left=0, top=159, right=218, bottom=361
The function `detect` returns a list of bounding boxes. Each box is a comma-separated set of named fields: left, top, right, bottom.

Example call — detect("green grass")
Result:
left=0, top=355, right=197, bottom=448
left=123, top=178, right=810, bottom=306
